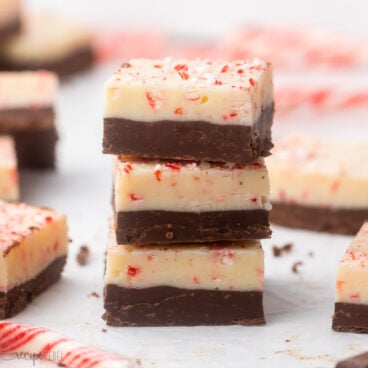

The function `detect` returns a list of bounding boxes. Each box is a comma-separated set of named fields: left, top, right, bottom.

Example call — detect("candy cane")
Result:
left=276, top=86, right=368, bottom=114
left=0, top=322, right=141, bottom=368
left=217, top=26, right=368, bottom=69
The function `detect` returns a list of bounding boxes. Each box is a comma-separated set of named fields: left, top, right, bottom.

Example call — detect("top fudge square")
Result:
left=103, top=58, right=274, bottom=163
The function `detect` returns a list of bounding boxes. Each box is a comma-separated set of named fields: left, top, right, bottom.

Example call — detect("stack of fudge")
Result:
left=102, top=58, right=274, bottom=326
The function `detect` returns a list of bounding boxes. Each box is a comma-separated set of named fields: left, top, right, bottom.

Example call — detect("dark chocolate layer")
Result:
left=270, top=202, right=368, bottom=235
left=336, top=352, right=368, bottom=368
left=0, top=108, right=57, bottom=168
left=0, top=17, right=21, bottom=44
left=103, top=104, right=274, bottom=163
left=103, top=285, right=265, bottom=326
left=116, top=209, right=271, bottom=244
left=14, top=126, right=58, bottom=168
left=333, top=302, right=368, bottom=333
left=0, top=46, right=94, bottom=78
left=0, top=255, right=66, bottom=319
left=0, top=107, right=55, bottom=132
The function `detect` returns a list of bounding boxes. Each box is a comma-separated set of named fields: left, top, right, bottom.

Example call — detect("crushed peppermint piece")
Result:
left=127, top=266, right=140, bottom=277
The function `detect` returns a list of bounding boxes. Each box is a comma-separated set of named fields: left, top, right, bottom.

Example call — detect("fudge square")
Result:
left=114, top=157, right=271, bottom=244
left=0, top=136, right=18, bottom=201
left=0, top=201, right=69, bottom=319
left=103, top=226, right=265, bottom=326
left=0, top=0, right=21, bottom=44
left=0, top=71, right=58, bottom=168
left=267, top=136, right=368, bottom=235
left=333, top=222, right=368, bottom=333
left=103, top=58, right=274, bottom=163
left=0, top=13, right=94, bottom=78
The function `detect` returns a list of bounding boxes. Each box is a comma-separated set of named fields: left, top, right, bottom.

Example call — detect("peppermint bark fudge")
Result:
left=0, top=201, right=69, bottom=319
left=333, top=222, right=368, bottom=333
left=114, top=157, right=271, bottom=244
left=104, top=58, right=274, bottom=163
left=0, top=136, right=18, bottom=201
left=267, top=136, right=368, bottom=234
left=0, top=71, right=58, bottom=168
left=103, top=226, right=265, bottom=326
left=0, top=14, right=94, bottom=77
left=0, top=0, right=21, bottom=44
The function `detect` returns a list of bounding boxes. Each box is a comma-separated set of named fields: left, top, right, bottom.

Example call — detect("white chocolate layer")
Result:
left=0, top=71, right=58, bottom=110
left=0, top=136, right=18, bottom=201
left=336, top=222, right=368, bottom=304
left=267, top=136, right=368, bottom=208
left=114, top=157, right=271, bottom=212
left=0, top=0, right=20, bottom=27
left=0, top=201, right=68, bottom=292
left=105, top=226, right=264, bottom=291
left=0, top=13, right=92, bottom=63
left=104, top=58, right=273, bottom=125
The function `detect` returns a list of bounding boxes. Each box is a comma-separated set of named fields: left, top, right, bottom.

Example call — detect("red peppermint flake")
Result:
left=193, top=276, right=200, bottom=285
left=154, top=169, right=162, bottom=181
left=221, top=65, right=229, bottom=73
left=129, top=193, right=143, bottom=201
left=146, top=91, right=158, bottom=110
left=123, top=164, right=133, bottom=174
left=45, top=216, right=53, bottom=223
left=350, top=293, right=360, bottom=299
left=174, top=64, right=188, bottom=71
left=229, top=112, right=238, bottom=118
left=252, top=162, right=264, bottom=169
left=174, top=107, right=184, bottom=115
left=336, top=280, right=344, bottom=290
left=154, top=64, right=162, bottom=68
left=250, top=198, right=257, bottom=203
left=222, top=114, right=229, bottom=121
left=214, top=80, right=222, bottom=85
left=165, top=163, right=181, bottom=171
left=279, top=189, right=287, bottom=201
left=237, top=69, right=244, bottom=74
left=331, top=180, right=340, bottom=192
left=249, top=78, right=256, bottom=87
left=178, top=71, right=190, bottom=80
left=127, top=265, right=140, bottom=277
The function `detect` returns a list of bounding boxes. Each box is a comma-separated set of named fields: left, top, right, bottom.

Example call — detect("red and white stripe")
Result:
left=0, top=323, right=140, bottom=368
left=276, top=86, right=368, bottom=115
left=216, top=25, right=368, bottom=70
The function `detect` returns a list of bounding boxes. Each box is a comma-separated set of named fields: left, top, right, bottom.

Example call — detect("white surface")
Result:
left=0, top=62, right=368, bottom=368
left=25, top=0, right=368, bottom=38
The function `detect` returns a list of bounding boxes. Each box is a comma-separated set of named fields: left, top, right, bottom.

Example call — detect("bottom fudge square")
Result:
left=103, top=226, right=265, bottom=327
left=0, top=201, right=69, bottom=319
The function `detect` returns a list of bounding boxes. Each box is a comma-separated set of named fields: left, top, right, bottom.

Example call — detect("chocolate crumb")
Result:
left=76, top=245, right=90, bottom=266
left=58, top=363, right=66, bottom=367
left=308, top=251, right=314, bottom=257
left=89, top=291, right=100, bottom=298
left=292, top=261, right=303, bottom=274
left=101, top=328, right=107, bottom=333
left=121, top=62, right=132, bottom=68
left=272, top=243, right=293, bottom=257
left=285, top=339, right=290, bottom=343
left=166, top=231, right=174, bottom=239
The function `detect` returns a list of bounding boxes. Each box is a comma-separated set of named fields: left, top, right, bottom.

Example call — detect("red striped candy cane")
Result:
left=0, top=322, right=140, bottom=368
